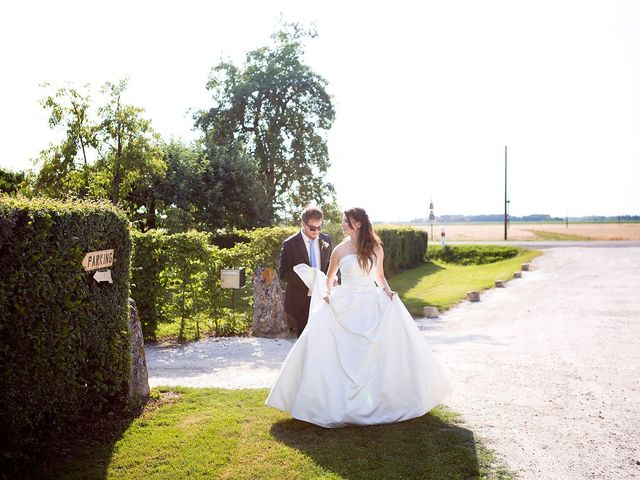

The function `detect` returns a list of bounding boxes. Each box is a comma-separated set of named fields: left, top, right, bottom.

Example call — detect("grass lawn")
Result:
left=36, top=388, right=512, bottom=480
left=389, top=250, right=541, bottom=315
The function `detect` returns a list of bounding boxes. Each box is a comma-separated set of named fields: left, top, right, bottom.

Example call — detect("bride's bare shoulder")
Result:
left=338, top=237, right=352, bottom=247
left=331, top=239, right=352, bottom=260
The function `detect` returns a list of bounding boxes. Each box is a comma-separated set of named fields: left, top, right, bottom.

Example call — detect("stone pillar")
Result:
left=253, top=267, right=292, bottom=338
left=128, top=298, right=150, bottom=401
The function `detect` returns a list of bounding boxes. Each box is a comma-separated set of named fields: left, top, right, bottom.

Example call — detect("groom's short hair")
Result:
left=301, top=206, right=323, bottom=223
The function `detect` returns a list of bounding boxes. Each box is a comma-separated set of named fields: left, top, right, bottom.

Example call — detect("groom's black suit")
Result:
left=279, top=231, right=332, bottom=337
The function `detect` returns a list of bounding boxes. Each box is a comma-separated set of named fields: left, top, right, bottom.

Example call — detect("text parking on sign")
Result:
left=82, top=249, right=114, bottom=271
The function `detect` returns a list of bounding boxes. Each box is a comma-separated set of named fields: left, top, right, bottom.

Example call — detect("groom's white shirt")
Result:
left=300, top=229, right=321, bottom=269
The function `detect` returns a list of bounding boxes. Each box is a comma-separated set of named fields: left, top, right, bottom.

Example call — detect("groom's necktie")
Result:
left=309, top=240, right=317, bottom=268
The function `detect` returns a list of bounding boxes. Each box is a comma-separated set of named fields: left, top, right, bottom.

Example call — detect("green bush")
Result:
left=234, top=226, right=297, bottom=270
left=132, top=230, right=212, bottom=341
left=378, top=227, right=428, bottom=273
left=131, top=227, right=296, bottom=341
left=0, top=195, right=131, bottom=454
left=130, top=229, right=166, bottom=338
left=426, top=244, right=521, bottom=265
left=161, top=230, right=213, bottom=341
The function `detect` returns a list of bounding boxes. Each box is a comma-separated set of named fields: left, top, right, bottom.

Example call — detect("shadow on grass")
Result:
left=270, top=410, right=481, bottom=480
left=389, top=262, right=447, bottom=315
left=12, top=399, right=148, bottom=480
left=391, top=262, right=445, bottom=295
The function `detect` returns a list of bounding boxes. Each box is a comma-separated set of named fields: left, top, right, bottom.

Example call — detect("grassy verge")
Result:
left=390, top=250, right=540, bottom=315
left=526, top=229, right=592, bottom=241
left=33, top=388, right=512, bottom=480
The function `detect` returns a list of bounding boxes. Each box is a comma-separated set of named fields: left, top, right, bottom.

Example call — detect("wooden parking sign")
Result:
left=82, top=249, right=114, bottom=271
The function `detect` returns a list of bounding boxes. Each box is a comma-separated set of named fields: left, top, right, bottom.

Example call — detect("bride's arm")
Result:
left=324, top=249, right=341, bottom=303
left=375, top=245, right=394, bottom=299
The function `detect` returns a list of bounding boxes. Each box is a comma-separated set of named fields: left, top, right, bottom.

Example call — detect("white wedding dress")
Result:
left=265, top=254, right=452, bottom=428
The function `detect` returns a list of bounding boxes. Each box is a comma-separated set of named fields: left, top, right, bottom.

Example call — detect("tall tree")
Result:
left=34, top=79, right=166, bottom=214
left=34, top=83, right=97, bottom=197
left=196, top=23, right=336, bottom=224
left=95, top=80, right=165, bottom=207
left=197, top=140, right=269, bottom=230
left=152, top=139, right=268, bottom=233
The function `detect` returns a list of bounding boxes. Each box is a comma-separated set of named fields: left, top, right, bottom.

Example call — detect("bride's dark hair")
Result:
left=344, top=207, right=381, bottom=272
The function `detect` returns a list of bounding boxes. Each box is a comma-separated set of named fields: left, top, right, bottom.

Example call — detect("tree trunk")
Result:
left=111, top=95, right=123, bottom=205
left=146, top=194, right=157, bottom=230
left=79, top=136, right=90, bottom=198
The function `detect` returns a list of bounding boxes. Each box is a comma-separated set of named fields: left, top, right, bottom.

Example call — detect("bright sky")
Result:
left=1, top=0, right=639, bottom=221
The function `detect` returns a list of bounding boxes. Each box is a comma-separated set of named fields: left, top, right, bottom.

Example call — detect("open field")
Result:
left=411, top=222, right=640, bottom=241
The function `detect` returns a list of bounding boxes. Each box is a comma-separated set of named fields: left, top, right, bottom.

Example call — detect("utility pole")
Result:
left=504, top=145, right=508, bottom=240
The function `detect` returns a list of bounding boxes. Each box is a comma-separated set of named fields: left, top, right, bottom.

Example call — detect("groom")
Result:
left=279, top=206, right=332, bottom=337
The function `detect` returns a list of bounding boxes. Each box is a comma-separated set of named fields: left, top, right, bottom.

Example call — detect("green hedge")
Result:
left=130, top=229, right=168, bottom=338
left=426, top=244, right=521, bottom=265
left=131, top=227, right=296, bottom=340
left=378, top=227, right=428, bottom=273
left=0, top=196, right=132, bottom=453
left=130, top=225, right=429, bottom=340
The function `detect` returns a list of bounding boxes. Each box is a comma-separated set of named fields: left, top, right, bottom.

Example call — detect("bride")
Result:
left=266, top=207, right=452, bottom=428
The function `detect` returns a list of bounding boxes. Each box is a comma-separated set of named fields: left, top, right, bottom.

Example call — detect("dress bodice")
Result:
left=339, top=254, right=377, bottom=289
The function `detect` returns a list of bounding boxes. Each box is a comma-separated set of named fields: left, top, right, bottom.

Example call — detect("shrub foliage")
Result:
left=131, top=227, right=297, bottom=340
left=377, top=227, right=428, bottom=273
left=426, top=244, right=521, bottom=265
left=0, top=195, right=131, bottom=453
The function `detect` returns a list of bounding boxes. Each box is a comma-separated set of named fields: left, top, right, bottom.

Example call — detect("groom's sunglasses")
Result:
left=304, top=222, right=322, bottom=232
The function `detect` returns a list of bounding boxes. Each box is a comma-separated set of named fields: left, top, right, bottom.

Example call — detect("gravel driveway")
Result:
left=146, top=246, right=640, bottom=479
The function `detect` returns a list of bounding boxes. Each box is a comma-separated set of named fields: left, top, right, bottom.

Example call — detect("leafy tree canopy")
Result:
left=197, top=23, right=337, bottom=224
left=0, top=168, right=26, bottom=195
left=33, top=79, right=165, bottom=210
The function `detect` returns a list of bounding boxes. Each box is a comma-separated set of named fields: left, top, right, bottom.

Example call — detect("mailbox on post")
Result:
left=220, top=268, right=246, bottom=289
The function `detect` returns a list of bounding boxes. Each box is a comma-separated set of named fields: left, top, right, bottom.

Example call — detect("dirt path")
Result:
left=146, top=247, right=640, bottom=479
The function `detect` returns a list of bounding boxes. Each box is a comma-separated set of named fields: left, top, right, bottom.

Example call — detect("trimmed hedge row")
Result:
left=131, top=227, right=297, bottom=340
left=0, top=196, right=132, bottom=453
left=131, top=225, right=428, bottom=340
left=377, top=227, right=428, bottom=273
left=426, top=244, right=522, bottom=265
